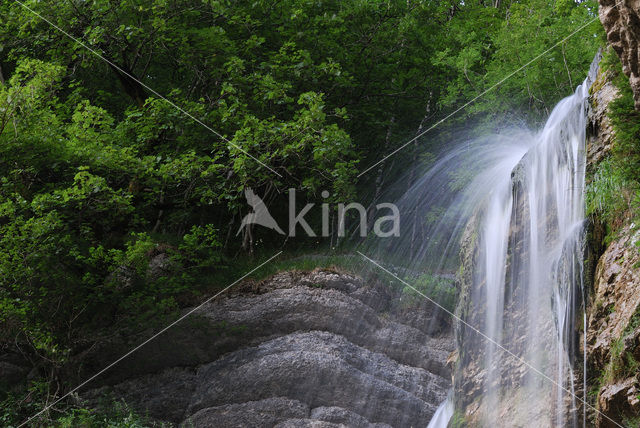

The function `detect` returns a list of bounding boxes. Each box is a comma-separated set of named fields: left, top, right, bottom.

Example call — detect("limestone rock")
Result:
left=586, top=224, right=640, bottom=427
left=186, top=331, right=444, bottom=427
left=597, top=378, right=639, bottom=427
left=599, top=0, right=640, bottom=109
left=587, top=56, right=619, bottom=171
left=83, top=269, right=453, bottom=427
left=274, top=420, right=343, bottom=428
left=309, top=406, right=391, bottom=428
left=184, top=397, right=310, bottom=427
left=587, top=225, right=640, bottom=367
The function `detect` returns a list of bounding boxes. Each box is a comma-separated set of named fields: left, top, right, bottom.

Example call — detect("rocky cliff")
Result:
left=584, top=55, right=640, bottom=428
left=80, top=269, right=454, bottom=427
left=599, top=0, right=640, bottom=109
left=585, top=223, right=640, bottom=427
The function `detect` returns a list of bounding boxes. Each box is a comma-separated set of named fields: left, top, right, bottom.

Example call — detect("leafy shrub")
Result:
left=152, top=224, right=223, bottom=293
left=0, top=59, right=231, bottom=376
left=601, top=336, right=640, bottom=385
left=608, top=77, right=640, bottom=185
left=401, top=273, right=457, bottom=312
left=55, top=408, right=147, bottom=428
left=586, top=49, right=640, bottom=235
left=585, top=159, right=637, bottom=229
left=449, top=409, right=468, bottom=428
left=1, top=381, right=149, bottom=428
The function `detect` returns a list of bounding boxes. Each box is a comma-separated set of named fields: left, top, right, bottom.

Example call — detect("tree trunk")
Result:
left=0, top=63, right=5, bottom=85
left=562, top=43, right=573, bottom=89
left=242, top=222, right=254, bottom=254
left=224, top=214, right=236, bottom=250
left=151, top=190, right=165, bottom=234
left=107, top=62, right=147, bottom=107
left=364, top=116, right=395, bottom=237
left=406, top=92, right=433, bottom=191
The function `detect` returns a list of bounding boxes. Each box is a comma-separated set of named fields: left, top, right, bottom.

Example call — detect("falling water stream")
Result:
left=403, top=58, right=599, bottom=427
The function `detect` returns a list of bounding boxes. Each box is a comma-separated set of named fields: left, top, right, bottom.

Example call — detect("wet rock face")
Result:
left=83, top=270, right=454, bottom=427
left=587, top=225, right=640, bottom=367
left=599, top=0, right=640, bottom=109
left=587, top=61, right=619, bottom=172
left=452, top=173, right=562, bottom=427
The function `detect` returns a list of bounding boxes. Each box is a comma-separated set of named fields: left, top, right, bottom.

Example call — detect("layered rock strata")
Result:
left=83, top=269, right=454, bottom=427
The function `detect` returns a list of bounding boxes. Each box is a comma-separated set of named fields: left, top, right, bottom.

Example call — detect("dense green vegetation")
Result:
left=0, top=0, right=605, bottom=425
left=401, top=273, right=456, bottom=312
left=586, top=48, right=640, bottom=236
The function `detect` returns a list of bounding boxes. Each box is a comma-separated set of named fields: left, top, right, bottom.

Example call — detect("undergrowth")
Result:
left=238, top=252, right=459, bottom=312
left=600, top=337, right=639, bottom=385
left=0, top=381, right=153, bottom=427
left=400, top=273, right=457, bottom=312
left=586, top=48, right=640, bottom=240
left=595, top=305, right=640, bottom=418
left=449, top=409, right=467, bottom=428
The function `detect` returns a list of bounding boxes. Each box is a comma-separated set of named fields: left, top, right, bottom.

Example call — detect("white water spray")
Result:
left=419, top=58, right=598, bottom=426
left=427, top=392, right=454, bottom=428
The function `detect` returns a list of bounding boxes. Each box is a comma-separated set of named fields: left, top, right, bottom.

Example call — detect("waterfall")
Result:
left=471, top=76, right=590, bottom=426
left=361, top=55, right=600, bottom=427
left=427, top=392, right=454, bottom=428
left=407, top=58, right=598, bottom=426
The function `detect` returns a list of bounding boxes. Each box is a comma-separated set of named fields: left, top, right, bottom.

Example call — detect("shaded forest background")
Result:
left=0, top=0, right=608, bottom=424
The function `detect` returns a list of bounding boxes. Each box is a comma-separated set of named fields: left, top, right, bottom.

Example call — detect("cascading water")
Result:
left=427, top=392, right=454, bottom=428
left=466, top=73, right=590, bottom=426
left=367, top=56, right=599, bottom=427
left=452, top=56, right=599, bottom=427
